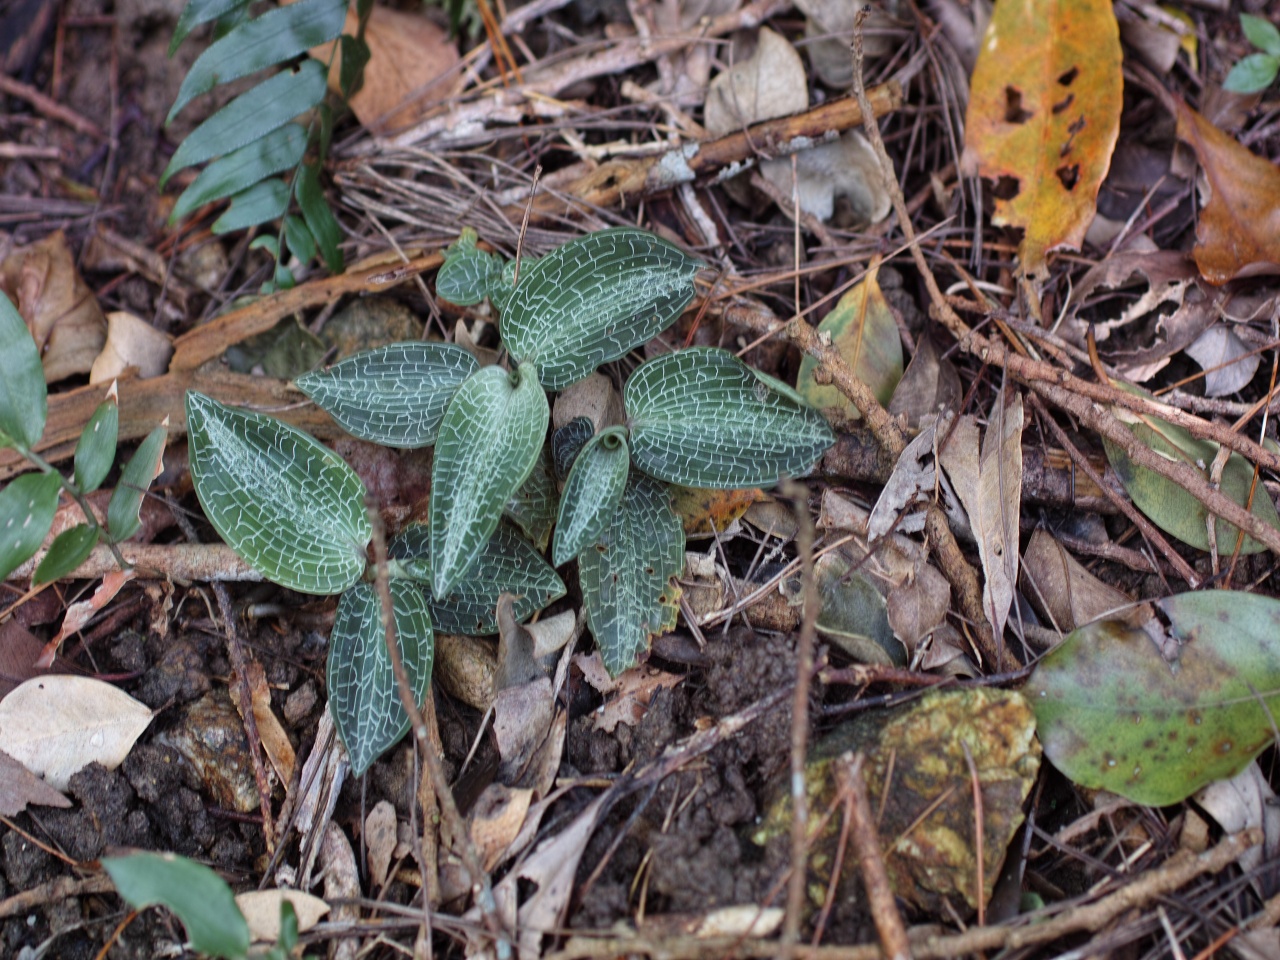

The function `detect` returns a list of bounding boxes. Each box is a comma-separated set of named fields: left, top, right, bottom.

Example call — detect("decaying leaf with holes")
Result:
left=960, top=0, right=1123, bottom=278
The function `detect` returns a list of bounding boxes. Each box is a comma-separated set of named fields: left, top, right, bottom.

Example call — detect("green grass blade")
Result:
left=186, top=391, right=371, bottom=595
left=295, top=341, right=479, bottom=448
left=553, top=427, right=629, bottom=566
left=328, top=581, right=434, bottom=776
left=430, top=363, right=549, bottom=597
left=172, top=123, right=308, bottom=222
left=0, top=291, right=47, bottom=451
left=625, top=347, right=835, bottom=488
left=0, top=471, right=62, bottom=581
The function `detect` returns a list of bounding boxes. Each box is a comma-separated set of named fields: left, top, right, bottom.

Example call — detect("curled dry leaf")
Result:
left=1174, top=98, right=1280, bottom=284
left=0, top=747, right=71, bottom=816
left=888, top=335, right=962, bottom=429
left=234, top=889, right=330, bottom=942
left=469, top=783, right=534, bottom=872
left=1185, top=324, right=1259, bottom=398
left=0, top=675, right=153, bottom=790
left=594, top=664, right=684, bottom=733
left=1195, top=761, right=1280, bottom=879
left=89, top=311, right=174, bottom=384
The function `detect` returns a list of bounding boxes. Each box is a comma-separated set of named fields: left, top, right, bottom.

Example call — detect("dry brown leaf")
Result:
left=885, top=562, right=951, bottom=653
left=90, top=311, right=174, bottom=384
left=364, top=799, right=398, bottom=889
left=0, top=675, right=153, bottom=790
left=0, top=230, right=106, bottom=382
left=551, top=372, right=624, bottom=433
left=1185, top=324, right=1259, bottom=398
left=469, top=783, right=534, bottom=872
left=1020, top=528, right=1139, bottom=634
left=1195, top=761, right=1280, bottom=880
left=703, top=28, right=807, bottom=137
left=0, top=747, right=71, bottom=815
left=229, top=660, right=296, bottom=787
left=39, top=567, right=136, bottom=667
left=234, top=890, right=329, bottom=942
left=868, top=412, right=949, bottom=539
left=1174, top=98, right=1280, bottom=284
left=320, top=823, right=360, bottom=960
left=888, top=335, right=962, bottom=429
left=594, top=664, right=684, bottom=733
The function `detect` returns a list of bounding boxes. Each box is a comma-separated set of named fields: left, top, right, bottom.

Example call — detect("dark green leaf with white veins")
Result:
left=172, top=123, right=308, bottom=222
left=328, top=580, right=434, bottom=776
left=431, top=363, right=549, bottom=597
left=169, top=0, right=347, bottom=121
left=0, top=471, right=62, bottom=581
left=436, top=228, right=505, bottom=306
left=1030, top=590, right=1280, bottom=806
left=107, top=423, right=167, bottom=543
left=554, top=427, right=629, bottom=566
left=0, top=291, right=47, bottom=451
left=390, top=522, right=565, bottom=635
left=579, top=474, right=684, bottom=676
left=74, top=396, right=119, bottom=494
left=500, top=228, right=703, bottom=390
left=186, top=391, right=370, bottom=595
left=504, top=443, right=557, bottom=552
left=34, top=524, right=100, bottom=585
left=295, top=342, right=478, bottom=448
left=625, top=347, right=836, bottom=488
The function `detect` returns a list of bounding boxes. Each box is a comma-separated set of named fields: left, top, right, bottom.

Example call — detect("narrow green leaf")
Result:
left=1224, top=53, right=1280, bottom=94
left=625, top=348, right=836, bottom=488
left=212, top=178, right=291, bottom=234
left=0, top=291, right=47, bottom=451
left=501, top=228, right=703, bottom=390
left=169, top=0, right=347, bottom=121
left=33, top=524, right=100, bottom=585
left=171, top=0, right=253, bottom=53
left=296, top=163, right=343, bottom=273
left=338, top=34, right=372, bottom=101
left=391, top=522, right=565, bottom=634
left=74, top=396, right=119, bottom=493
left=295, top=342, right=479, bottom=448
left=436, top=228, right=504, bottom=306
left=553, top=427, right=629, bottom=566
left=107, top=424, right=168, bottom=543
left=1242, top=13, right=1280, bottom=57
left=283, top=214, right=317, bottom=266
left=186, top=391, right=371, bottom=595
left=430, top=363, right=549, bottom=597
left=162, top=60, right=327, bottom=187
left=172, top=123, right=308, bottom=222
left=0, top=471, right=62, bottom=581
left=503, top=443, right=557, bottom=552
left=579, top=474, right=684, bottom=676
left=103, top=851, right=250, bottom=959
left=328, top=581, right=434, bottom=776
left=1030, top=590, right=1280, bottom=806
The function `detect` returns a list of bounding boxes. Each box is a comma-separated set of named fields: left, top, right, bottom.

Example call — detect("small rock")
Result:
left=284, top=680, right=317, bottom=725
left=156, top=689, right=259, bottom=814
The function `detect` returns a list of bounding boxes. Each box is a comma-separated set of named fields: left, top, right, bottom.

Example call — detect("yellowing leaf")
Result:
left=0, top=675, right=153, bottom=790
left=669, top=485, right=765, bottom=536
left=960, top=0, right=1123, bottom=277
left=797, top=261, right=903, bottom=420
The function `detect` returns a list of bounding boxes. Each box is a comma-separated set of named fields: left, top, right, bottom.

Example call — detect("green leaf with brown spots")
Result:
left=1029, top=590, right=1280, bottom=806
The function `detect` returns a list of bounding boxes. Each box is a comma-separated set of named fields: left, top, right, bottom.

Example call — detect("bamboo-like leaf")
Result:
left=212, top=178, right=291, bottom=234
left=328, top=581, right=434, bottom=776
left=0, top=291, right=47, bottom=451
left=553, top=427, right=629, bottom=566
left=172, top=124, right=308, bottom=222
left=186, top=391, right=370, bottom=595
left=391, top=522, right=565, bottom=634
left=500, top=228, right=703, bottom=390
left=107, top=424, right=168, bottom=544
left=436, top=228, right=504, bottom=306
left=283, top=214, right=317, bottom=266
left=625, top=348, right=835, bottom=488
left=296, top=342, right=479, bottom=448
left=430, top=363, right=549, bottom=597
left=162, top=60, right=327, bottom=187
left=503, top=443, right=557, bottom=552
left=169, top=0, right=347, bottom=121
left=171, top=0, right=253, bottom=52
left=74, top=396, right=119, bottom=494
left=296, top=162, right=343, bottom=273
left=103, top=851, right=250, bottom=959
left=34, top=524, right=100, bottom=584
left=0, top=471, right=62, bottom=581
left=579, top=474, right=684, bottom=676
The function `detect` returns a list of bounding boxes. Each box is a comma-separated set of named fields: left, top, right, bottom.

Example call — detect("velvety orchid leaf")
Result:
left=553, top=427, right=629, bottom=566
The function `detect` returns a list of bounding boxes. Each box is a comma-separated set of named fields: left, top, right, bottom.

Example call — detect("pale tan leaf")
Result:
left=40, top=568, right=136, bottom=667
left=1195, top=761, right=1280, bottom=878
left=1185, top=324, right=1259, bottom=398
left=469, top=783, right=534, bottom=872
left=1020, top=528, right=1140, bottom=633
left=593, top=664, right=684, bottom=733
left=364, top=799, right=398, bottom=889
left=0, top=675, right=153, bottom=789
left=703, top=28, right=807, bottom=136
left=0, top=747, right=71, bottom=815
left=90, top=311, right=174, bottom=384
left=234, top=890, right=329, bottom=942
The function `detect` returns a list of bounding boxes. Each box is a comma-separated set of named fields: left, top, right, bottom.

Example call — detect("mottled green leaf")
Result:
left=74, top=396, right=119, bottom=494
left=0, top=471, right=62, bottom=581
left=33, top=524, right=100, bottom=585
left=430, top=363, right=549, bottom=596
left=579, top=474, right=684, bottom=676
left=328, top=581, right=434, bottom=776
left=501, top=228, right=703, bottom=390
left=504, top=443, right=557, bottom=552
left=212, top=178, right=291, bottom=234
left=172, top=124, right=308, bottom=223
left=171, top=0, right=253, bottom=52
left=390, top=522, right=565, bottom=635
left=162, top=60, right=327, bottom=187
left=296, top=162, right=343, bottom=273
left=107, top=424, right=168, bottom=544
left=436, top=228, right=504, bottom=306
left=169, top=0, right=347, bottom=121
left=626, top=348, right=835, bottom=488
left=0, top=291, right=46, bottom=451
left=1031, top=590, right=1280, bottom=806
left=103, top=851, right=249, bottom=959
left=553, top=427, right=629, bottom=566
left=186, top=391, right=370, bottom=595
left=295, top=341, right=478, bottom=448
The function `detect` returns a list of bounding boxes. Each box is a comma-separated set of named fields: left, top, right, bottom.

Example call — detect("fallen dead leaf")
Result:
left=234, top=889, right=329, bottom=942
left=1174, top=98, right=1280, bottom=283
left=39, top=567, right=136, bottom=667
left=888, top=335, right=962, bottom=429
left=0, top=747, right=71, bottom=815
left=0, top=675, right=153, bottom=790
left=594, top=664, right=684, bottom=733
left=364, top=799, right=398, bottom=889
left=1195, top=761, right=1280, bottom=881
left=469, top=783, right=534, bottom=872
left=1185, top=323, right=1259, bottom=397
left=1020, top=528, right=1142, bottom=634
left=90, top=311, right=174, bottom=384
left=229, top=659, right=296, bottom=787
